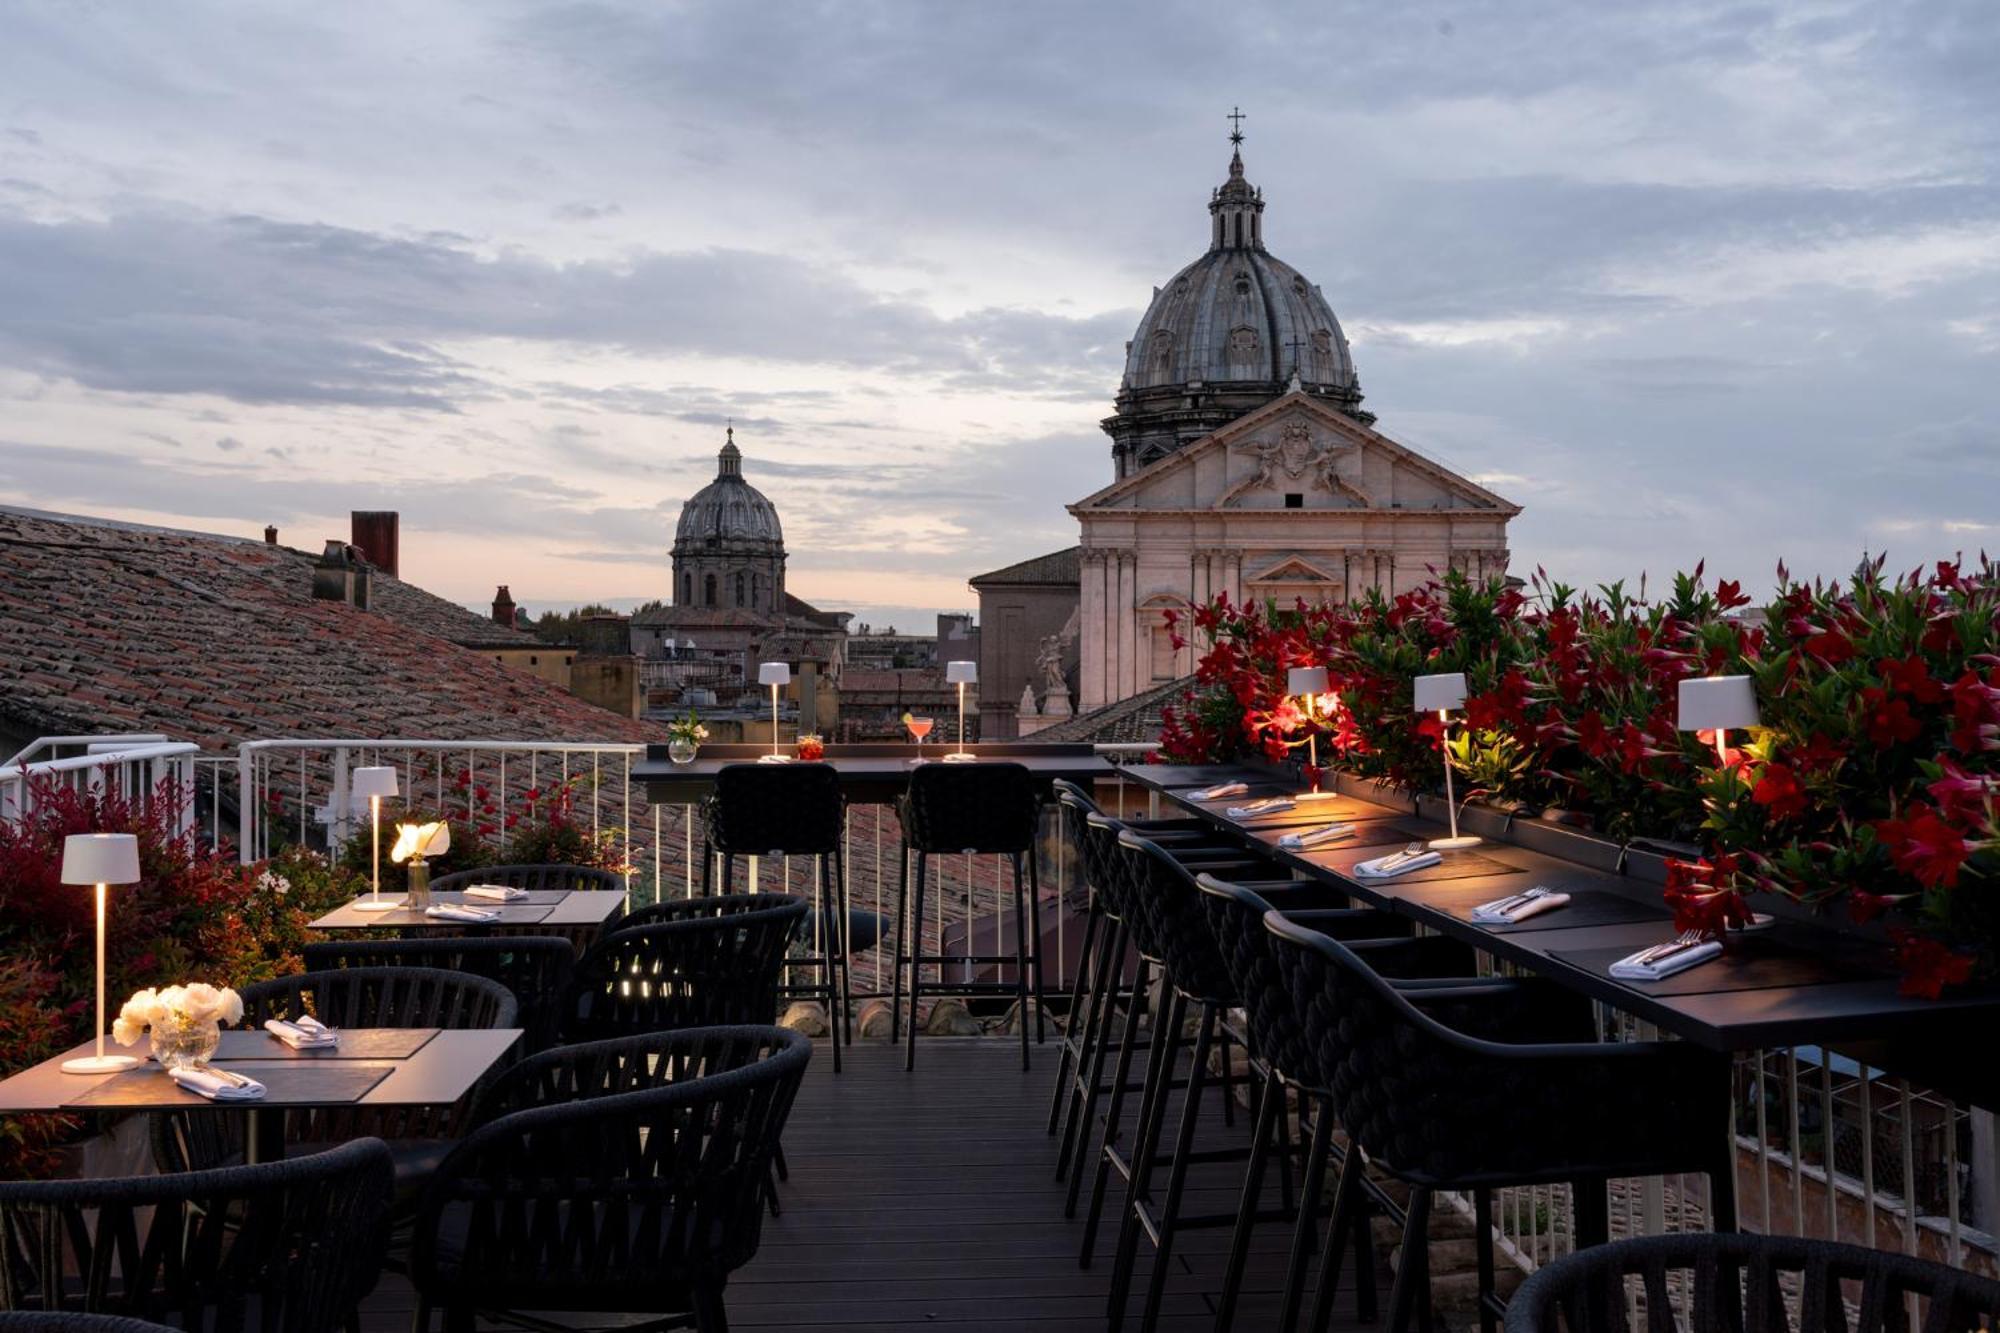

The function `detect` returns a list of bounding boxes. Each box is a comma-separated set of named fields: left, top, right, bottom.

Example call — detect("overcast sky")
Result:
left=2, top=1, right=1996, bottom=628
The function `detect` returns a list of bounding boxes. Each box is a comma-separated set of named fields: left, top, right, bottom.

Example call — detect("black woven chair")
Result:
left=563, top=894, right=806, bottom=1042
left=1044, top=779, right=1262, bottom=1150
left=1264, top=913, right=1738, bottom=1333
left=0, top=1138, right=393, bottom=1333
left=429, top=862, right=622, bottom=894
left=151, top=967, right=518, bottom=1180
left=693, top=763, right=851, bottom=1068
left=0, top=1315, right=181, bottom=1333
left=891, top=762, right=1046, bottom=1071
left=408, top=1026, right=811, bottom=1333
left=1510, top=1231, right=2000, bottom=1332
left=1055, top=809, right=1287, bottom=1208
left=302, top=936, right=575, bottom=1051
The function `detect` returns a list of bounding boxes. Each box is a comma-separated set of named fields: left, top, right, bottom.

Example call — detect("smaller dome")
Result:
left=673, top=429, right=784, bottom=550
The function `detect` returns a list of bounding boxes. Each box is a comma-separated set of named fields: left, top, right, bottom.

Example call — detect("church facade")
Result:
left=973, top=132, right=1518, bottom=731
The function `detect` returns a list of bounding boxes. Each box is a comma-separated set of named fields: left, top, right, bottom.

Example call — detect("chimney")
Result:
left=577, top=612, right=631, bottom=657
left=349, top=511, right=399, bottom=578
left=492, top=585, right=517, bottom=629
left=312, top=540, right=356, bottom=602
left=264, top=525, right=278, bottom=545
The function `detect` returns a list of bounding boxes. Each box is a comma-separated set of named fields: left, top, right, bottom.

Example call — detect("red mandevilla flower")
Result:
left=1751, top=763, right=1807, bottom=821
left=1873, top=804, right=1974, bottom=888
left=1861, top=688, right=1923, bottom=747
left=1890, top=930, right=1975, bottom=1000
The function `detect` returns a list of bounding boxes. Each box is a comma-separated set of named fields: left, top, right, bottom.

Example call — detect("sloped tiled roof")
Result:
left=1032, top=676, right=1191, bottom=745
left=968, top=546, right=1081, bottom=588
left=0, top=508, right=663, bottom=750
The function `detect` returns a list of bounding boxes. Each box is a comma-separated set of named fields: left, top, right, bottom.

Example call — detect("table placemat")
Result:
left=210, top=1028, right=439, bottom=1061
left=71, top=1061, right=394, bottom=1110
left=1432, top=888, right=1670, bottom=935
left=1325, top=848, right=1523, bottom=884
left=440, top=889, right=568, bottom=907
left=333, top=902, right=556, bottom=927
left=1551, top=939, right=1880, bottom=996
left=1260, top=821, right=1433, bottom=847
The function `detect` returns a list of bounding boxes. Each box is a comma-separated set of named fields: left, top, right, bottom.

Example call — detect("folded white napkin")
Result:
left=1355, top=849, right=1443, bottom=878
left=265, top=1016, right=339, bottom=1049
left=1228, top=797, right=1295, bottom=818
left=425, top=903, right=502, bottom=923
left=1191, top=781, right=1249, bottom=801
left=169, top=1066, right=266, bottom=1101
left=1609, top=939, right=1723, bottom=981
left=462, top=883, right=529, bottom=901
left=1279, top=822, right=1356, bottom=850
left=1471, top=888, right=1572, bottom=925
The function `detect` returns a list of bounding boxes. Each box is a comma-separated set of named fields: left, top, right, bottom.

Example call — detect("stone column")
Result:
left=1079, top=550, right=1107, bottom=713
left=1116, top=552, right=1138, bottom=703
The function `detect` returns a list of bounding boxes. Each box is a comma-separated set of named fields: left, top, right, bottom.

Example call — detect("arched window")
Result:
left=734, top=573, right=746, bottom=606
left=752, top=573, right=763, bottom=609
left=704, top=573, right=716, bottom=606
left=681, top=573, right=691, bottom=605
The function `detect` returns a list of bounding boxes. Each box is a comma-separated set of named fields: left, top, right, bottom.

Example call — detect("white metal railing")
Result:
left=2, top=734, right=202, bottom=834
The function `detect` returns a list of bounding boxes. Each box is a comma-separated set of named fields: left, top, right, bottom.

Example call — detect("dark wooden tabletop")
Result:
left=308, top=888, right=628, bottom=932
left=635, top=742, right=1119, bottom=806
left=0, top=1027, right=521, bottom=1114
left=1126, top=763, right=2000, bottom=1053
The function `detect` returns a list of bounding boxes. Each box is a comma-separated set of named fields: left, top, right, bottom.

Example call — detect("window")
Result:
left=734, top=573, right=745, bottom=606
left=704, top=573, right=716, bottom=606
left=530, top=655, right=539, bottom=665
left=1285, top=493, right=1304, bottom=509
left=681, top=573, right=691, bottom=604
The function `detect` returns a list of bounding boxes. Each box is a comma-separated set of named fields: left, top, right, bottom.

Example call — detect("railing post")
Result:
left=330, top=745, right=351, bottom=850
left=237, top=746, right=256, bottom=865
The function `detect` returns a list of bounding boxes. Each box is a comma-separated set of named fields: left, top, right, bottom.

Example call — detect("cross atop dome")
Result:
left=1227, top=105, right=1245, bottom=147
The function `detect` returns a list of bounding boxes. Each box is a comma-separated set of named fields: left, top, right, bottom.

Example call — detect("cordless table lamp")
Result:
left=1678, top=675, right=1760, bottom=769
left=944, top=660, right=978, bottom=762
left=758, top=662, right=792, bottom=763
left=350, top=765, right=400, bottom=910
left=1414, top=671, right=1481, bottom=850
left=61, top=833, right=142, bottom=1074
left=1286, top=665, right=1338, bottom=800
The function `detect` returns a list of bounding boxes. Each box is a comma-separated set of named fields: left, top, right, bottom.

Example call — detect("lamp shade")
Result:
left=61, top=833, right=140, bottom=886
left=1286, top=666, right=1329, bottom=697
left=945, top=660, right=978, bottom=685
left=757, top=662, right=791, bottom=687
left=1413, top=672, right=1468, bottom=714
left=1678, top=675, right=1759, bottom=732
left=350, top=766, right=398, bottom=801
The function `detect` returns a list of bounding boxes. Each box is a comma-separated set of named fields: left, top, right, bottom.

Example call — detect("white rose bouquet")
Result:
left=113, top=983, right=245, bottom=1069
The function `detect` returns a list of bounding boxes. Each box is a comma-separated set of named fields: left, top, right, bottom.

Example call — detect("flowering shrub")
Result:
left=503, top=777, right=630, bottom=873
left=1161, top=557, right=2000, bottom=994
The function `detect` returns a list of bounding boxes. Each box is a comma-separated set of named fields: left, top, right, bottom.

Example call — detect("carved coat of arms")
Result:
left=1223, top=420, right=1371, bottom=507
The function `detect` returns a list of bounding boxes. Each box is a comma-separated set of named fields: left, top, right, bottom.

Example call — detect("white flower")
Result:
left=256, top=870, right=291, bottom=898
left=390, top=820, right=451, bottom=863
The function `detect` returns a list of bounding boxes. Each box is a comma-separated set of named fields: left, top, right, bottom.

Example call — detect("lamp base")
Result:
left=62, top=1053, right=138, bottom=1075
left=942, top=751, right=976, bottom=763
left=1296, top=789, right=1339, bottom=802
left=757, top=753, right=792, bottom=764
left=352, top=897, right=404, bottom=912
left=1428, top=834, right=1484, bottom=851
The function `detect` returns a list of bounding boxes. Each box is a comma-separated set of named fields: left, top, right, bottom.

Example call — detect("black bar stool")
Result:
left=1264, top=912, right=1738, bottom=1333
left=698, top=762, right=851, bottom=1071
left=892, top=761, right=1045, bottom=1071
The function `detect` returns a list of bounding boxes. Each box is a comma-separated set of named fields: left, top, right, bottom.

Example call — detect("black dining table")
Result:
left=1122, top=763, right=2000, bottom=1058
left=634, top=741, right=1120, bottom=806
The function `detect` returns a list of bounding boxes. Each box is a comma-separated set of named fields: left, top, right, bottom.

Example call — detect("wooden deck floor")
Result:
left=364, top=1035, right=1375, bottom=1332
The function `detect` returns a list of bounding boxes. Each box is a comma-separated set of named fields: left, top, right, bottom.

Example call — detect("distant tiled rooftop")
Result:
left=0, top=508, right=662, bottom=750
left=1032, top=674, right=1188, bottom=745
left=968, top=545, right=1081, bottom=587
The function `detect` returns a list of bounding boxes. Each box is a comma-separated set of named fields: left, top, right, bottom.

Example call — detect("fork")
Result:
left=1380, top=841, right=1428, bottom=870
left=1484, top=887, right=1551, bottom=917
left=1631, top=930, right=1706, bottom=967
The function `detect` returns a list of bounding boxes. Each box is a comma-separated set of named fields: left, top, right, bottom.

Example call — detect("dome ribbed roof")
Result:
left=1120, top=148, right=1357, bottom=394
left=673, top=433, right=783, bottom=550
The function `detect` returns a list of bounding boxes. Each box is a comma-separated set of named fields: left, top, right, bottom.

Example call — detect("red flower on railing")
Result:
left=1891, top=931, right=1975, bottom=1000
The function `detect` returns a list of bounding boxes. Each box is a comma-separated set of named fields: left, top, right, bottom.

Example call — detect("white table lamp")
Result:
left=1286, top=666, right=1338, bottom=799
left=350, top=766, right=400, bottom=911
left=61, top=833, right=142, bottom=1074
left=757, top=662, right=792, bottom=763
left=1678, top=675, right=1759, bottom=768
left=944, top=660, right=978, bottom=762
left=1414, top=672, right=1480, bottom=850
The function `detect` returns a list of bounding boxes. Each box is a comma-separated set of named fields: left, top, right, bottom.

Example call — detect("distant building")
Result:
left=976, top=130, right=1519, bottom=728
left=967, top=548, right=1079, bottom=739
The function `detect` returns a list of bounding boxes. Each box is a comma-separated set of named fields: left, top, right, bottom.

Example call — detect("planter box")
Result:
left=1333, top=770, right=1413, bottom=811
left=1510, top=816, right=1625, bottom=873
left=1415, top=792, right=1511, bottom=839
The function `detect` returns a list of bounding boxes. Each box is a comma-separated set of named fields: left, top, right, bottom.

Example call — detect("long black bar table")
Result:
left=1123, top=762, right=2000, bottom=1058
left=635, top=740, right=1118, bottom=806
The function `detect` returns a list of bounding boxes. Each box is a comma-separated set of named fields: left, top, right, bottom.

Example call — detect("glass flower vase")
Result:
left=150, top=1017, right=221, bottom=1072
left=668, top=737, right=698, bottom=765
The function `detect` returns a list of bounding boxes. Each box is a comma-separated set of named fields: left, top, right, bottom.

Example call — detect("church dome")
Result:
left=1122, top=148, right=1358, bottom=394
left=673, top=430, right=784, bottom=551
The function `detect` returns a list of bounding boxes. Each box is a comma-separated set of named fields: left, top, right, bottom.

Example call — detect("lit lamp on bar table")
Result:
left=1678, top=674, right=1759, bottom=770
left=1414, top=671, right=1481, bottom=850
left=944, top=660, right=978, bottom=762
left=1286, top=665, right=1338, bottom=800
left=757, top=661, right=792, bottom=763
left=350, top=765, right=401, bottom=911
left=61, top=833, right=142, bottom=1073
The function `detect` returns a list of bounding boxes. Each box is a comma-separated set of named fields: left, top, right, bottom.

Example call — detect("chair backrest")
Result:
left=411, top=1028, right=810, bottom=1307
left=564, top=895, right=807, bottom=1041
left=607, top=892, right=792, bottom=937
left=706, top=763, right=844, bottom=856
left=429, top=863, right=623, bottom=894
left=1196, top=875, right=1313, bottom=1084
left=0, top=1314, right=182, bottom=1333
left=467, top=1025, right=802, bottom=1126
left=1116, top=831, right=1234, bottom=1003
left=0, top=1138, right=393, bottom=1333
left=1508, top=1231, right=2000, bottom=1333
left=300, top=938, right=573, bottom=1051
left=901, top=762, right=1039, bottom=855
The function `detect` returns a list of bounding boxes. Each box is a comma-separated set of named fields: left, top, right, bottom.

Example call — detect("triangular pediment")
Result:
left=1246, top=553, right=1342, bottom=584
left=1067, top=391, right=1521, bottom=517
